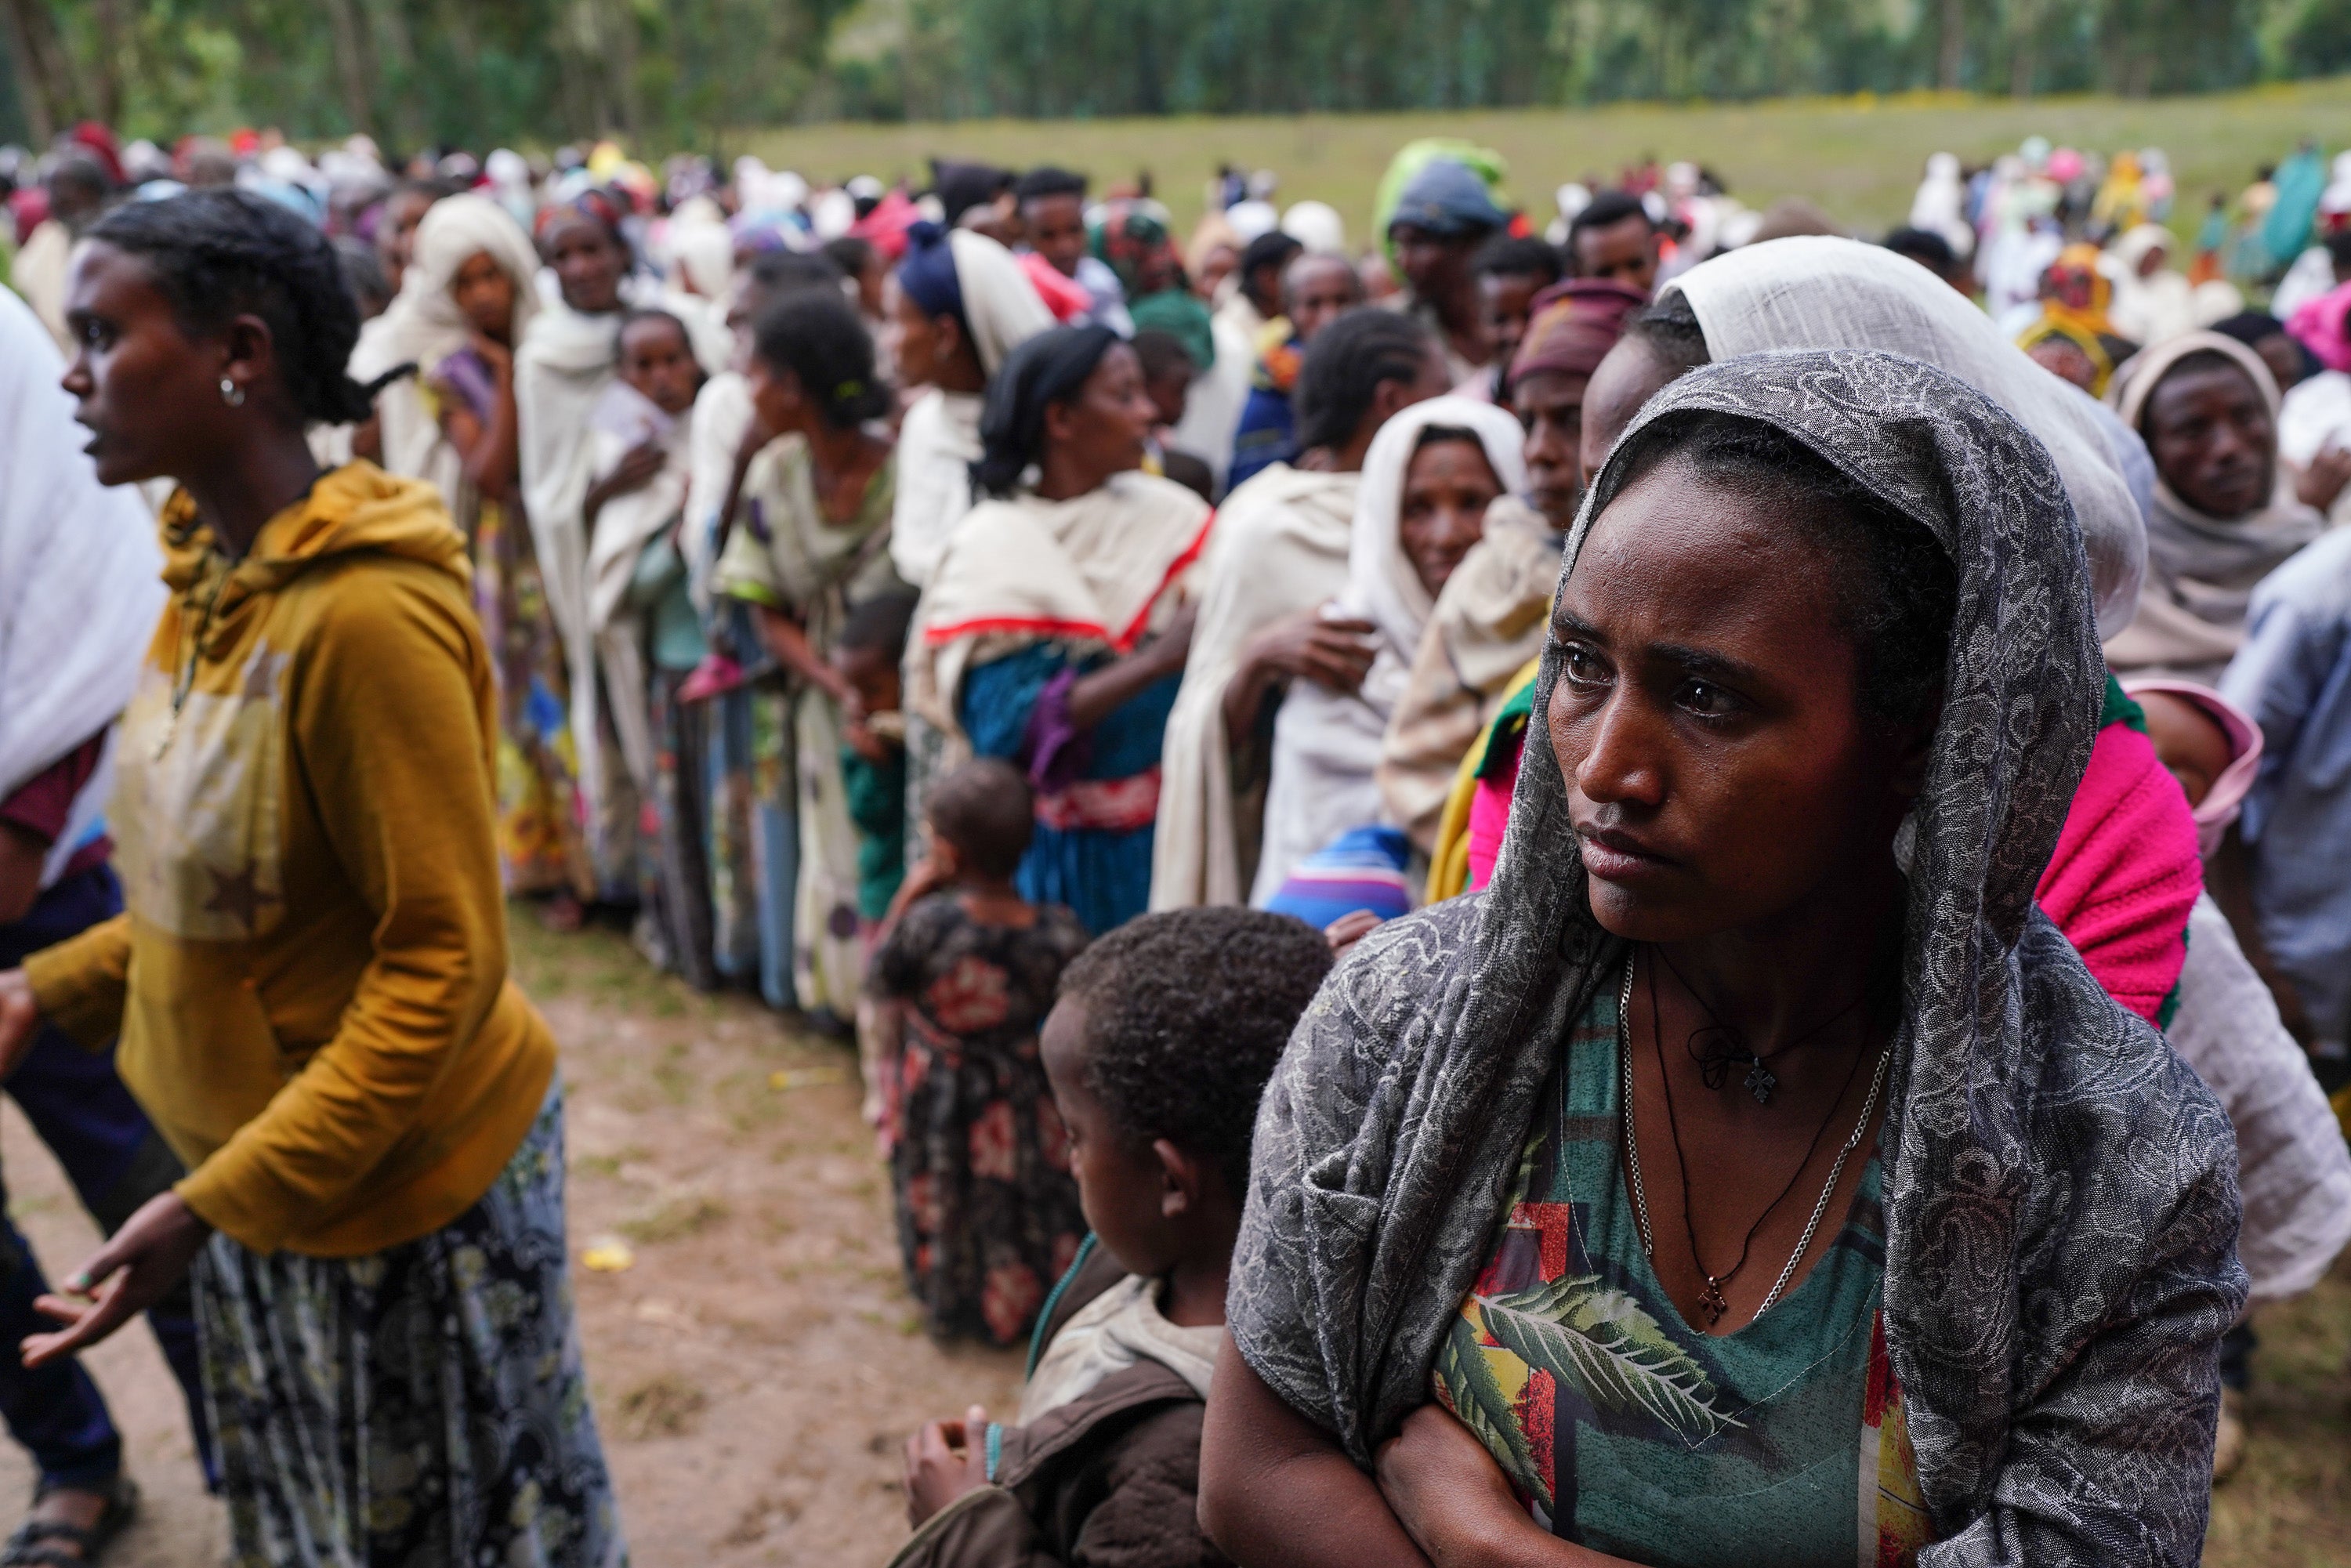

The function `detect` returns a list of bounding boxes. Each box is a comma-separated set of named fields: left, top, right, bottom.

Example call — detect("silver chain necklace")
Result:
left=1619, top=953, right=1891, bottom=1324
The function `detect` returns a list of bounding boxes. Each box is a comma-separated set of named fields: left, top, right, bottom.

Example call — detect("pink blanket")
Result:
left=2033, top=719, right=2203, bottom=1022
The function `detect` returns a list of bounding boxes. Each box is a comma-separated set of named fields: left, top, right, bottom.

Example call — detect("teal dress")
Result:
left=1432, top=983, right=1933, bottom=1566
left=959, top=643, right=1178, bottom=935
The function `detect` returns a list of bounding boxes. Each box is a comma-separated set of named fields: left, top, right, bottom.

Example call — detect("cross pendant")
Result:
left=1744, top=1059, right=1777, bottom=1105
left=1698, top=1276, right=1729, bottom=1326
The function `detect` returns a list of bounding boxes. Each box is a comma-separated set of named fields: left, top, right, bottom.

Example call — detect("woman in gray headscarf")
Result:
left=1201, top=351, right=2242, bottom=1566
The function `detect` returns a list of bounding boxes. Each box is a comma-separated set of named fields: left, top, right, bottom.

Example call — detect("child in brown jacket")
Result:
left=893, top=907, right=1332, bottom=1567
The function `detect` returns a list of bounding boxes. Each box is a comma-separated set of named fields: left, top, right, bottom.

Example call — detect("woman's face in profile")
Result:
left=61, top=241, right=219, bottom=488
left=1046, top=342, right=1156, bottom=480
left=1545, top=462, right=1911, bottom=944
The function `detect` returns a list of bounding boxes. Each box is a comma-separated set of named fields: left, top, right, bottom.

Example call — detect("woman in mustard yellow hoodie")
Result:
left=0, top=191, right=629, bottom=1567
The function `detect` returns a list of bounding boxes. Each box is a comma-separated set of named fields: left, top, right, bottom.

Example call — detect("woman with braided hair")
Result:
left=0, top=189, right=627, bottom=1568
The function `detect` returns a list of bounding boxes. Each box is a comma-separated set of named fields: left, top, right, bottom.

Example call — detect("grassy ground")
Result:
left=741, top=78, right=2351, bottom=248
left=2, top=911, right=2345, bottom=1563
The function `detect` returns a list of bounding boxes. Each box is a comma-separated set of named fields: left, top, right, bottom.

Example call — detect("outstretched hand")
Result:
left=23, top=1191, right=212, bottom=1371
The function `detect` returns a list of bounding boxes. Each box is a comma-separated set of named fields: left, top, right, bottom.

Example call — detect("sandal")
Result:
left=2, top=1476, right=137, bottom=1566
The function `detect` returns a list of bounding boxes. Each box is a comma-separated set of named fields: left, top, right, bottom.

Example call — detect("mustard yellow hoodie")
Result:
left=26, top=462, right=554, bottom=1257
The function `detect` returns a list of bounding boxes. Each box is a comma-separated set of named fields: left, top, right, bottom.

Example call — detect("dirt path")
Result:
left=3, top=914, right=2346, bottom=1566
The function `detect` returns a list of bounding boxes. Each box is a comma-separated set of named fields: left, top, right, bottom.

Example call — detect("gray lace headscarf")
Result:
left=1229, top=349, right=2244, bottom=1564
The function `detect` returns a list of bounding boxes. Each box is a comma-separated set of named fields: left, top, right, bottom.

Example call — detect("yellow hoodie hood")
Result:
left=160, top=461, right=465, bottom=596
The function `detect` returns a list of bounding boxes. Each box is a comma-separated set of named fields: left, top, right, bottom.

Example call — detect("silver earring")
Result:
left=219, top=378, right=245, bottom=408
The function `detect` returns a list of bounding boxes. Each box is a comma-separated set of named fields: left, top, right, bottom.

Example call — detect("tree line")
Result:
left=0, top=0, right=2338, bottom=154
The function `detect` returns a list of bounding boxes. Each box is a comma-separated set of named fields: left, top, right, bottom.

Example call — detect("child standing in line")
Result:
left=871, top=759, right=1092, bottom=1345
left=839, top=588, right=918, bottom=1132
left=590, top=309, right=718, bottom=983
left=893, top=906, right=1331, bottom=1567
left=833, top=590, right=920, bottom=940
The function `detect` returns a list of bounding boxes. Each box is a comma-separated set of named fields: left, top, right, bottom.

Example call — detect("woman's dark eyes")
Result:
left=1559, top=645, right=1609, bottom=686
left=1677, top=679, right=1741, bottom=718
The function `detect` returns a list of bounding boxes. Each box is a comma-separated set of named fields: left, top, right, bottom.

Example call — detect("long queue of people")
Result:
left=0, top=114, right=2349, bottom=1568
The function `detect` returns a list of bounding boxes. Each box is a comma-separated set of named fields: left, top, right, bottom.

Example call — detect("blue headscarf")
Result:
left=898, top=220, right=964, bottom=322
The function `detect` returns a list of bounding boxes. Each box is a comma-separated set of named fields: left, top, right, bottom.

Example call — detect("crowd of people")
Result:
left=0, top=111, right=2348, bottom=1568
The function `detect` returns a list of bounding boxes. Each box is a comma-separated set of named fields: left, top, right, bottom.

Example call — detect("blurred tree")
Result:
left=0, top=0, right=2313, bottom=151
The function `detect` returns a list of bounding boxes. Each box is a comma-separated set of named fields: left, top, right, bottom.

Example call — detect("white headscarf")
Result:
left=886, top=231, right=1055, bottom=586
left=0, top=287, right=167, bottom=887
left=350, top=193, right=542, bottom=487
left=1670, top=235, right=2147, bottom=637
left=1252, top=396, right=1527, bottom=904
left=947, top=228, right=1056, bottom=376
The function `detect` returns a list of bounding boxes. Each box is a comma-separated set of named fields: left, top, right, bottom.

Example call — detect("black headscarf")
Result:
left=972, top=324, right=1121, bottom=499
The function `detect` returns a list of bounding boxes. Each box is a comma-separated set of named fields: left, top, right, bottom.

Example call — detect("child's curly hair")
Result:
left=1057, top=907, right=1331, bottom=1193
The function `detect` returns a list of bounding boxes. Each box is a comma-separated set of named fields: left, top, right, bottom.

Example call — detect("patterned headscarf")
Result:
left=1090, top=200, right=1186, bottom=299
left=1230, top=350, right=2241, bottom=1559
left=1507, top=277, right=1649, bottom=390
left=534, top=186, right=630, bottom=252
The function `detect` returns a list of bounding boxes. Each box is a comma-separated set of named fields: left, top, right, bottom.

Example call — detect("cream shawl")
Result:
left=1375, top=494, right=1560, bottom=853
left=585, top=387, right=694, bottom=793
left=906, top=469, right=1212, bottom=756
left=2104, top=330, right=2322, bottom=685
left=0, top=285, right=165, bottom=886
left=516, top=296, right=623, bottom=729
left=887, top=386, right=985, bottom=588
left=1252, top=397, right=1527, bottom=904
left=350, top=193, right=541, bottom=500
left=1150, top=464, right=1361, bottom=911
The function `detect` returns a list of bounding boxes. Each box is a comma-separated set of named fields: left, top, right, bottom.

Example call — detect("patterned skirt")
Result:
left=192, top=1087, right=628, bottom=1568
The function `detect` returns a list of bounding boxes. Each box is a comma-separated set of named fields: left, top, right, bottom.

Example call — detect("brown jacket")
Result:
left=889, top=1248, right=1230, bottom=1568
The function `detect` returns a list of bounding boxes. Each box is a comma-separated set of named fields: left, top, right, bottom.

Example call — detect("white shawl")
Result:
left=2168, top=895, right=2351, bottom=1301
left=887, top=386, right=984, bottom=588
left=516, top=296, right=623, bottom=742
left=0, top=286, right=166, bottom=886
left=949, top=229, right=1056, bottom=377
left=1151, top=465, right=1360, bottom=911
left=585, top=385, right=694, bottom=793
left=906, top=470, right=1212, bottom=755
left=1252, top=397, right=1526, bottom=904
left=350, top=193, right=541, bottom=497
left=885, top=234, right=1056, bottom=588
left=1671, top=235, right=2147, bottom=638
left=683, top=370, right=756, bottom=609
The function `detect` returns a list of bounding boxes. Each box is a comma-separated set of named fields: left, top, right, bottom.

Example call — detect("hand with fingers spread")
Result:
left=23, top=1190, right=212, bottom=1371
left=903, top=1403, right=996, bottom=1526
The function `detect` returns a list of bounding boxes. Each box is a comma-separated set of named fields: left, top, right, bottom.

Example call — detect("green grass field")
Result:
left=741, top=78, right=2351, bottom=248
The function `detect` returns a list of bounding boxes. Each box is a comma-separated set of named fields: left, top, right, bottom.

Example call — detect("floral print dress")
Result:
left=871, top=893, right=1091, bottom=1344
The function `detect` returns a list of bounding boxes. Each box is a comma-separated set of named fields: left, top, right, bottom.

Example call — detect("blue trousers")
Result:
left=0, top=866, right=214, bottom=1490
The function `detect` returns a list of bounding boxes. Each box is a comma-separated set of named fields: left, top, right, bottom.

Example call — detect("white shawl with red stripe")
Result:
left=906, top=469, right=1213, bottom=756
